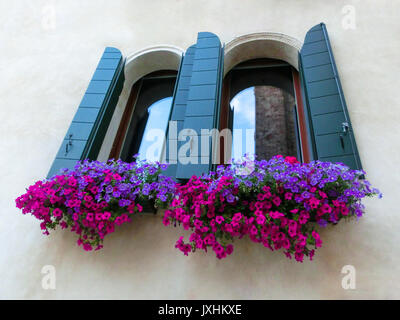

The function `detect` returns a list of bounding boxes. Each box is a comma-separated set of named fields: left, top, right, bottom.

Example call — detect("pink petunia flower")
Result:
left=215, top=216, right=225, bottom=224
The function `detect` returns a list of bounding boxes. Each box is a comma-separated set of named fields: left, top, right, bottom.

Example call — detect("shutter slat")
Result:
left=86, top=80, right=112, bottom=94
left=313, top=112, right=346, bottom=135
left=303, top=64, right=334, bottom=82
left=192, top=58, right=219, bottom=71
left=79, top=94, right=106, bottom=108
left=97, top=58, right=121, bottom=69
left=301, top=40, right=328, bottom=56
left=302, top=52, right=331, bottom=68
left=190, top=70, right=218, bottom=85
left=307, top=79, right=339, bottom=98
left=181, top=116, right=214, bottom=136
left=72, top=108, right=100, bottom=123
left=299, top=23, right=362, bottom=170
left=92, top=69, right=117, bottom=81
left=185, top=100, right=216, bottom=116
left=188, top=85, right=217, bottom=100
left=56, top=140, right=86, bottom=160
left=65, top=122, right=93, bottom=141
left=47, top=47, right=125, bottom=178
left=309, top=94, right=342, bottom=115
left=315, top=134, right=354, bottom=157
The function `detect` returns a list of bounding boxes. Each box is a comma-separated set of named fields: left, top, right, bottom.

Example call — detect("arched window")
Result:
left=47, top=27, right=362, bottom=180
left=110, top=70, right=177, bottom=162
left=220, top=58, right=310, bottom=163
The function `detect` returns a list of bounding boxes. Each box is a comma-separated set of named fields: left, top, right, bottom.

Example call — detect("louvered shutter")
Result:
left=299, top=23, right=362, bottom=169
left=175, top=32, right=224, bottom=179
left=162, top=47, right=195, bottom=178
left=47, top=47, right=125, bottom=178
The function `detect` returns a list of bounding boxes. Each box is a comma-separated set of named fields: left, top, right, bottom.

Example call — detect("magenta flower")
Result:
left=53, top=208, right=62, bottom=218
left=215, top=216, right=224, bottom=224
left=226, top=244, right=234, bottom=255
left=272, top=196, right=281, bottom=207
left=269, top=211, right=284, bottom=219
left=256, top=215, right=266, bottom=225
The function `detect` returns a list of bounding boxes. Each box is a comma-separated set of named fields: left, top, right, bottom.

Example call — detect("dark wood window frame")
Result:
left=292, top=68, right=311, bottom=163
left=109, top=70, right=177, bottom=161
left=219, top=59, right=311, bottom=164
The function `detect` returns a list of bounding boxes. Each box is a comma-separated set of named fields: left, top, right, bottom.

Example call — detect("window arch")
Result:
left=100, top=46, right=183, bottom=162
left=219, top=33, right=311, bottom=165
left=223, top=32, right=302, bottom=75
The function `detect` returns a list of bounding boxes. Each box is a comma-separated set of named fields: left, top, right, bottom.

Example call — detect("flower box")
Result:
left=15, top=155, right=380, bottom=261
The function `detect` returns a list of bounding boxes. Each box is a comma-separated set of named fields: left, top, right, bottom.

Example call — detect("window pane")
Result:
left=231, top=85, right=298, bottom=161
left=120, top=73, right=176, bottom=163
left=230, top=87, right=255, bottom=160
left=138, top=97, right=172, bottom=161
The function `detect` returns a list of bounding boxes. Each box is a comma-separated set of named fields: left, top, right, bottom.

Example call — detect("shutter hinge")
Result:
left=65, top=134, right=73, bottom=156
left=342, top=122, right=349, bottom=133
left=339, top=122, right=349, bottom=149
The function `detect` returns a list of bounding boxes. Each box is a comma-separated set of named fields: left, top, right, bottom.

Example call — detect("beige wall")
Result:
left=1, top=0, right=399, bottom=299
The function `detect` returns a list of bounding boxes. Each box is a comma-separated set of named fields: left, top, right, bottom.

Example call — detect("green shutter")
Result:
left=162, top=48, right=193, bottom=178
left=299, top=23, right=362, bottom=170
left=47, top=47, right=125, bottom=178
left=176, top=32, right=224, bottom=179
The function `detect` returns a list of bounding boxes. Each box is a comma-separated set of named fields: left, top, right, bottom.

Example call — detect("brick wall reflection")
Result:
left=254, top=86, right=297, bottom=160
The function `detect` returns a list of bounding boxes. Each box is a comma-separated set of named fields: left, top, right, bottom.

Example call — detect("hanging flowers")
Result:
left=164, top=155, right=381, bottom=262
left=15, top=155, right=380, bottom=261
left=15, top=159, right=176, bottom=251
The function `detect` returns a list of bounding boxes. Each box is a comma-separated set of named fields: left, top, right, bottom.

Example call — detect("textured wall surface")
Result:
left=1, top=0, right=399, bottom=299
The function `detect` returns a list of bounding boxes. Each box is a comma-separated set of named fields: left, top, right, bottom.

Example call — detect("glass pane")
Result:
left=138, top=96, right=173, bottom=161
left=230, top=87, right=255, bottom=160
left=231, top=86, right=298, bottom=161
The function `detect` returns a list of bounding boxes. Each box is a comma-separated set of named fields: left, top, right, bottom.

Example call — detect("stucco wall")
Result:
left=1, top=0, right=399, bottom=299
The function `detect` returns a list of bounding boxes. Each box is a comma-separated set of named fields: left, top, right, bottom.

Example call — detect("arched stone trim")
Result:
left=224, top=32, right=302, bottom=76
left=97, top=45, right=184, bottom=161
left=124, top=45, right=184, bottom=90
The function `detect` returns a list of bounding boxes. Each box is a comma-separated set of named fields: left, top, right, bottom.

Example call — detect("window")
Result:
left=219, top=58, right=310, bottom=164
left=110, top=70, right=177, bottom=162
left=47, top=25, right=362, bottom=180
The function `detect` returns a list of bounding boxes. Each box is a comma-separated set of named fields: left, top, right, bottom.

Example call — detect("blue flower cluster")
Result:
left=204, top=155, right=381, bottom=222
left=63, top=158, right=176, bottom=208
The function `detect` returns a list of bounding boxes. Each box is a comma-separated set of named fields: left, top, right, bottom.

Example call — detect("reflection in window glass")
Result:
left=230, top=85, right=298, bottom=161
left=230, top=87, right=255, bottom=160
left=120, top=73, right=176, bottom=163
left=138, top=97, right=172, bottom=161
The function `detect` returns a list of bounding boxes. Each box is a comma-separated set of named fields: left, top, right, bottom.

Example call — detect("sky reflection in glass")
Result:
left=230, top=87, right=256, bottom=160
left=138, top=97, right=173, bottom=161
